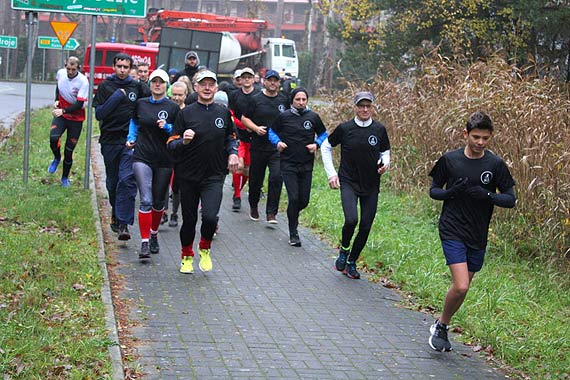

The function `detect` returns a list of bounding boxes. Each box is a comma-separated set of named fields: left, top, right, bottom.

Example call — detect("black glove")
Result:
left=466, top=186, right=490, bottom=200
left=448, top=177, right=468, bottom=196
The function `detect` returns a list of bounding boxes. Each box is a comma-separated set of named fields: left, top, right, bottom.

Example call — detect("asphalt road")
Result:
left=0, top=81, right=55, bottom=131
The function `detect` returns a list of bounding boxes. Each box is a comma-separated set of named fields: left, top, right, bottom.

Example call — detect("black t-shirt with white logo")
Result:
left=172, top=102, right=236, bottom=183
left=328, top=119, right=390, bottom=195
left=229, top=88, right=260, bottom=142
left=243, top=92, right=289, bottom=151
left=132, top=97, right=179, bottom=168
left=429, top=148, right=515, bottom=249
left=271, top=109, right=326, bottom=171
left=93, top=76, right=150, bottom=144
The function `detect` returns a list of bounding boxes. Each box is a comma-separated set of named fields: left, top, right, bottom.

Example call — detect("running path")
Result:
left=93, top=148, right=507, bottom=380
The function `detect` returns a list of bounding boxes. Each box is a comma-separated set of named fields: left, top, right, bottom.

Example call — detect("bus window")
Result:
left=273, top=44, right=281, bottom=57
left=282, top=45, right=296, bottom=58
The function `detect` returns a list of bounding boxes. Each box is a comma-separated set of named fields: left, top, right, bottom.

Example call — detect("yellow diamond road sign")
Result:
left=50, top=21, right=78, bottom=47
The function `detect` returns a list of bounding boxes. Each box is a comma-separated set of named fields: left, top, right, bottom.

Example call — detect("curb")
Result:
left=89, top=145, right=125, bottom=380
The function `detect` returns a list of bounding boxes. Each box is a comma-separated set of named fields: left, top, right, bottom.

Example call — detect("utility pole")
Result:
left=274, top=0, right=284, bottom=38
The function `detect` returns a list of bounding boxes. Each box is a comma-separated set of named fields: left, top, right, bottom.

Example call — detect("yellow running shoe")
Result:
left=180, top=256, right=194, bottom=274
left=198, top=248, right=212, bottom=272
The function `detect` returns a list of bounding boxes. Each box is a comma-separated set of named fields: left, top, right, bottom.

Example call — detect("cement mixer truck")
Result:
left=84, top=9, right=298, bottom=85
left=140, top=8, right=298, bottom=79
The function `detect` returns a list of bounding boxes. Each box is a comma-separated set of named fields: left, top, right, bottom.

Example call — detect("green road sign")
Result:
left=0, top=35, right=18, bottom=49
left=11, top=0, right=147, bottom=18
left=38, top=36, right=80, bottom=50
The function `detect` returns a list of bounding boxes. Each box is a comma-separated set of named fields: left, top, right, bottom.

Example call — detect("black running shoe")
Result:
left=118, top=224, right=131, bottom=241
left=232, top=196, right=241, bottom=211
left=161, top=213, right=168, bottom=225
left=110, top=216, right=119, bottom=233
left=429, top=320, right=452, bottom=352
left=149, top=234, right=159, bottom=254
left=139, top=242, right=150, bottom=259
left=168, top=214, right=178, bottom=227
left=249, top=207, right=259, bottom=221
left=289, top=232, right=301, bottom=247
left=335, top=248, right=349, bottom=271
left=343, top=262, right=360, bottom=279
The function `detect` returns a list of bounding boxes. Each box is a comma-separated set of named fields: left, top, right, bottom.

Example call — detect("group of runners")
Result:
left=47, top=51, right=516, bottom=353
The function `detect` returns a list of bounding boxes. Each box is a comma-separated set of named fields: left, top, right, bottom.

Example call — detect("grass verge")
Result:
left=302, top=164, right=570, bottom=380
left=0, top=109, right=113, bottom=379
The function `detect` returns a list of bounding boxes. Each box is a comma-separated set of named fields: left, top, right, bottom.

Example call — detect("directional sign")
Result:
left=38, top=36, right=80, bottom=51
left=11, top=0, right=147, bottom=18
left=0, top=35, right=18, bottom=49
left=50, top=21, right=78, bottom=47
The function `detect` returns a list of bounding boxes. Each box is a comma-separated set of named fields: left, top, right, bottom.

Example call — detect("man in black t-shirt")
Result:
left=427, top=111, right=516, bottom=352
left=321, top=91, right=391, bottom=279
left=168, top=70, right=239, bottom=274
left=241, top=70, right=289, bottom=223
left=228, top=67, right=260, bottom=211
left=93, top=53, right=150, bottom=240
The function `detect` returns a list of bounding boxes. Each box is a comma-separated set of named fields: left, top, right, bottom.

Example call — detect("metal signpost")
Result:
left=11, top=0, right=146, bottom=190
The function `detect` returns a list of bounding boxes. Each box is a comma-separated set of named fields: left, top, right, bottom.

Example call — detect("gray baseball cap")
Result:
left=353, top=91, right=374, bottom=104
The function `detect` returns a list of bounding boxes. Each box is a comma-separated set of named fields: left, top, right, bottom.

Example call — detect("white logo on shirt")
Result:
left=215, top=118, right=225, bottom=129
left=368, top=135, right=378, bottom=146
left=128, top=92, right=137, bottom=101
left=481, top=171, right=493, bottom=185
left=278, top=105, right=286, bottom=112
left=158, top=110, right=168, bottom=120
left=303, top=120, right=312, bottom=130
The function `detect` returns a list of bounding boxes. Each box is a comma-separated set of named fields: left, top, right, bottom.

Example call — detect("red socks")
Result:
left=232, top=174, right=249, bottom=198
left=138, top=210, right=152, bottom=240
left=181, top=245, right=194, bottom=258
left=232, top=173, right=242, bottom=198
left=199, top=237, right=212, bottom=250
left=151, top=208, right=164, bottom=233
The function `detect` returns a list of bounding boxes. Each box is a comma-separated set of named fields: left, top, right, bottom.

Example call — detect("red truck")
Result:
left=83, top=42, right=158, bottom=86
left=83, top=9, right=298, bottom=85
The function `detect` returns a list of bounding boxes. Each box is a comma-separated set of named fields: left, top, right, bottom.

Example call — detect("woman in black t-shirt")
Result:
left=127, top=69, right=179, bottom=259
left=269, top=88, right=328, bottom=247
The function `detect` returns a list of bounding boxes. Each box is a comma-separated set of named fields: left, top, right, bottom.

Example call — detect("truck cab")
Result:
left=83, top=43, right=158, bottom=86
left=262, top=38, right=298, bottom=78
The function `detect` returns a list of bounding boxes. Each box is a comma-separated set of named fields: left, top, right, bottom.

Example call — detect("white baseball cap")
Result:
left=149, top=69, right=170, bottom=84
left=196, top=70, right=217, bottom=83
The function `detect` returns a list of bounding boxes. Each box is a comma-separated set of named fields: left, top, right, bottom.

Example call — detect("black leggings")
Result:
left=49, top=117, right=82, bottom=178
left=340, top=183, right=379, bottom=262
left=281, top=168, right=313, bottom=235
left=248, top=149, right=282, bottom=215
left=178, top=175, right=224, bottom=248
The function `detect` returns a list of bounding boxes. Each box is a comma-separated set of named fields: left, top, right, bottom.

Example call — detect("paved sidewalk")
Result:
left=93, top=151, right=507, bottom=380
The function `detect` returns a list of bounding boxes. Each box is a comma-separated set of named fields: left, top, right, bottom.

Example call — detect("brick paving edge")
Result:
left=89, top=150, right=125, bottom=380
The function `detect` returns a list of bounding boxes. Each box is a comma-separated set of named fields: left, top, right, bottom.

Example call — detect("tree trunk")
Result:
left=309, top=4, right=329, bottom=93
left=306, top=0, right=313, bottom=52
